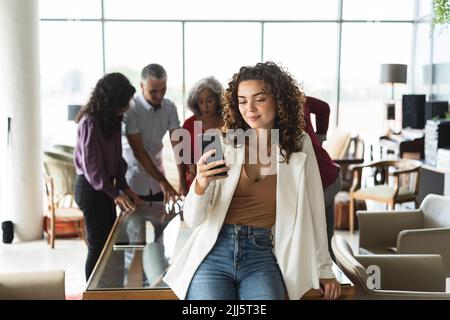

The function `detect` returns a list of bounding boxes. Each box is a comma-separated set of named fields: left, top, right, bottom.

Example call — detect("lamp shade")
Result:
left=67, top=104, right=81, bottom=121
left=380, top=64, right=407, bottom=84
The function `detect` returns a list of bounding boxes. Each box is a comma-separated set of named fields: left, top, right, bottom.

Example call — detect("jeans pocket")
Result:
left=249, top=235, right=273, bottom=249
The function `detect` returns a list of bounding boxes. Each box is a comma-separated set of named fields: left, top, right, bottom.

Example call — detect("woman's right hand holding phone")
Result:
left=195, top=149, right=229, bottom=195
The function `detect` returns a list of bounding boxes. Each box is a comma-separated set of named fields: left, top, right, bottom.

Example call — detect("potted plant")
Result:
left=433, top=0, right=450, bottom=25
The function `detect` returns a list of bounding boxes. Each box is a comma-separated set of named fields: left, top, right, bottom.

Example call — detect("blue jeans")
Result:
left=186, top=224, right=286, bottom=300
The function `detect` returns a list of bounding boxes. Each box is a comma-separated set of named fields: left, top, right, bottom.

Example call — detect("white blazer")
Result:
left=163, top=133, right=335, bottom=300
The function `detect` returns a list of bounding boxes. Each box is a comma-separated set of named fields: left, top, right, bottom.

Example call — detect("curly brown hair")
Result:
left=75, top=73, right=135, bottom=139
left=222, top=61, right=306, bottom=163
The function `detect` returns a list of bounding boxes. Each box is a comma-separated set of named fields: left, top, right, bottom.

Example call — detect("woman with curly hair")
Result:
left=74, top=72, right=141, bottom=280
left=181, top=76, right=224, bottom=190
left=164, top=62, right=340, bottom=300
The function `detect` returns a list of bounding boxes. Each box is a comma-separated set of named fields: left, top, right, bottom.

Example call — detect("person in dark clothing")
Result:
left=74, top=72, right=142, bottom=280
left=304, top=96, right=341, bottom=261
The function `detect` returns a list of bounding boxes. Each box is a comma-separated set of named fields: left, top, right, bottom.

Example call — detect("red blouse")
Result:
left=304, top=97, right=339, bottom=189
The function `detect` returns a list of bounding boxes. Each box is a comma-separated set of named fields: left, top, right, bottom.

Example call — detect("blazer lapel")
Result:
left=275, top=146, right=307, bottom=245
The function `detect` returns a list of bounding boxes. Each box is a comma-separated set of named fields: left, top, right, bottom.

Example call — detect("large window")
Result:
left=39, top=21, right=103, bottom=149
left=263, top=22, right=339, bottom=125
left=432, top=29, right=450, bottom=101
left=104, top=22, right=184, bottom=118
left=39, top=0, right=101, bottom=19
left=413, top=22, right=432, bottom=96
left=39, top=0, right=421, bottom=148
left=343, top=0, right=414, bottom=20
left=184, top=22, right=261, bottom=115
left=339, top=23, right=412, bottom=140
left=417, top=0, right=433, bottom=18
left=104, top=0, right=338, bottom=20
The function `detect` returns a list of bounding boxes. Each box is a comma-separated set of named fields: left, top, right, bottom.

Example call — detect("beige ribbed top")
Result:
left=223, top=166, right=277, bottom=228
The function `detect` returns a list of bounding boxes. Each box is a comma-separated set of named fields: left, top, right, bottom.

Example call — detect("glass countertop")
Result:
left=86, top=201, right=190, bottom=291
left=86, top=200, right=352, bottom=293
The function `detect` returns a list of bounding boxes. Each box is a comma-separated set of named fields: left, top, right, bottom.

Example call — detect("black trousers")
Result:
left=74, top=175, right=116, bottom=281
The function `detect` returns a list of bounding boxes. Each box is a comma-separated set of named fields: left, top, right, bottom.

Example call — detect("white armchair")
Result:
left=358, top=194, right=450, bottom=277
left=332, top=235, right=450, bottom=299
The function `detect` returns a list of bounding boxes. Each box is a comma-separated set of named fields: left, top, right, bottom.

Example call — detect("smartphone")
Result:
left=113, top=241, right=146, bottom=250
left=197, top=132, right=227, bottom=177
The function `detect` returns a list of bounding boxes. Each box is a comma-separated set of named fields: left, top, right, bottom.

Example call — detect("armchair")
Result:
left=332, top=235, right=450, bottom=299
left=0, top=270, right=65, bottom=300
left=348, top=159, right=422, bottom=232
left=357, top=194, right=450, bottom=277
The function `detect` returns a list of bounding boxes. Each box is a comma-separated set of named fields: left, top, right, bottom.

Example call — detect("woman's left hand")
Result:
left=319, top=278, right=341, bottom=300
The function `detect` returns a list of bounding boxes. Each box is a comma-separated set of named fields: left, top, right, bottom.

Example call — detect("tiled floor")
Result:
left=0, top=229, right=359, bottom=299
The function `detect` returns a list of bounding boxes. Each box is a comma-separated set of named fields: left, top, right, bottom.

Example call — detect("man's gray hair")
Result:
left=141, top=63, right=167, bottom=82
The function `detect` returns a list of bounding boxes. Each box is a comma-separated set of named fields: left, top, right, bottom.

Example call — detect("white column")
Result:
left=0, top=0, right=43, bottom=241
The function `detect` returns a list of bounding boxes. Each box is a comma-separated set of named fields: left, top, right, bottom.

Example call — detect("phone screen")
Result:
left=198, top=132, right=227, bottom=176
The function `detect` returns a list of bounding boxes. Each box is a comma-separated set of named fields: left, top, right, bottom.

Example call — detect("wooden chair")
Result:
left=333, top=135, right=365, bottom=192
left=323, top=130, right=365, bottom=190
left=348, top=159, right=422, bottom=233
left=43, top=151, right=85, bottom=248
left=52, top=144, right=75, bottom=155
left=43, top=175, right=85, bottom=248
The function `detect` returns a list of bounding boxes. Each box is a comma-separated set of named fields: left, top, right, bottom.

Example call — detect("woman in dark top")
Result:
left=74, top=72, right=141, bottom=280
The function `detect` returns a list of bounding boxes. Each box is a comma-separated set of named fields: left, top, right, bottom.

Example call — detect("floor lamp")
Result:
left=380, top=63, right=407, bottom=133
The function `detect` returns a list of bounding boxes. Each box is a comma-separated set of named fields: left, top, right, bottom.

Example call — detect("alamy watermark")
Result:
left=171, top=121, right=280, bottom=176
left=366, top=265, right=381, bottom=290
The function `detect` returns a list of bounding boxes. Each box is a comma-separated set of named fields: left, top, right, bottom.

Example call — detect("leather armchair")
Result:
left=0, top=270, right=65, bottom=300
left=358, top=194, right=450, bottom=277
left=332, top=235, right=450, bottom=299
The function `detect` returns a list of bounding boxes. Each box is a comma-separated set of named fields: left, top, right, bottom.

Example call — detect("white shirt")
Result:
left=122, top=93, right=180, bottom=195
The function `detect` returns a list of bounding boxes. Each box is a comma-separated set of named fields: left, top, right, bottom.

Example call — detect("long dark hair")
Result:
left=75, top=73, right=136, bottom=138
left=222, top=61, right=306, bottom=163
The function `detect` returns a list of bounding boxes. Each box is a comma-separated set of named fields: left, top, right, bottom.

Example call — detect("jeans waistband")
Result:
left=220, top=224, right=272, bottom=237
